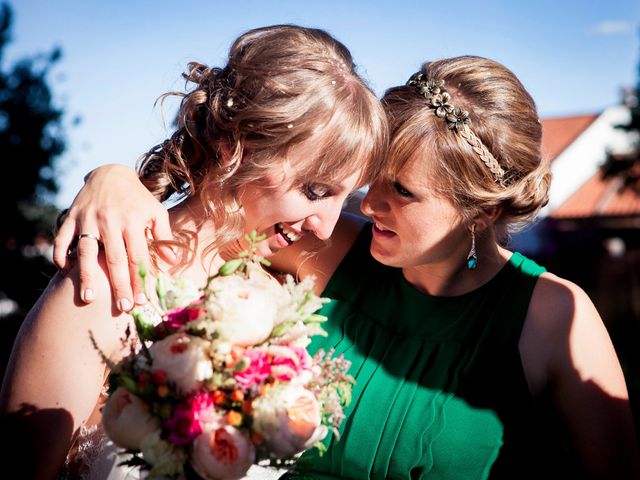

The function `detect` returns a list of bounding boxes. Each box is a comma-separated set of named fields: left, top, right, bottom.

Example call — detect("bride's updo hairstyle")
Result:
left=138, top=24, right=387, bottom=250
left=382, top=55, right=551, bottom=235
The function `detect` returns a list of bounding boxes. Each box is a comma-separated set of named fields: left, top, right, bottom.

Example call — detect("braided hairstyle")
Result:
left=138, top=25, right=387, bottom=252
left=382, top=55, right=551, bottom=236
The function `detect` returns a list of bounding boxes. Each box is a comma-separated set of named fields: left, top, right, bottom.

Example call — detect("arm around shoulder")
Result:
left=520, top=273, right=640, bottom=478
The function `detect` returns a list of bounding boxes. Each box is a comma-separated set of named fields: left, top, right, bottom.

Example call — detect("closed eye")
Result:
left=393, top=181, right=413, bottom=198
left=303, top=183, right=332, bottom=201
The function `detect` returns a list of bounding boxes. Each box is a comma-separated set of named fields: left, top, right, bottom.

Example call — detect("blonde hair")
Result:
left=382, top=55, right=551, bottom=235
left=138, top=25, right=387, bottom=254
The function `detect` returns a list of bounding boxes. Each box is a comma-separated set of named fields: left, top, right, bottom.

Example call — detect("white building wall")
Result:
left=543, top=105, right=634, bottom=216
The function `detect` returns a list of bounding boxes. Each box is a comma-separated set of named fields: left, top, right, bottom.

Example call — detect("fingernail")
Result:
left=82, top=289, right=94, bottom=302
left=119, top=298, right=133, bottom=311
left=135, top=293, right=148, bottom=305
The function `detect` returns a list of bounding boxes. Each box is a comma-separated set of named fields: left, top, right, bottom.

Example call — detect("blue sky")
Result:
left=7, top=0, right=640, bottom=207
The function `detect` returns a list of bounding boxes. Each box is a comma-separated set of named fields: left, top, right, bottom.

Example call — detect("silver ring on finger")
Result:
left=77, top=233, right=102, bottom=243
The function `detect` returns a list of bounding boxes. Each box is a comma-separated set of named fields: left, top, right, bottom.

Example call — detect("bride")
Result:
left=0, top=24, right=387, bottom=479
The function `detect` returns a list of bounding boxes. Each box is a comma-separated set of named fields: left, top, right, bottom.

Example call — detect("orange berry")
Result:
left=230, top=389, right=244, bottom=403
left=226, top=410, right=243, bottom=426
left=157, top=385, right=170, bottom=398
left=213, top=390, right=227, bottom=406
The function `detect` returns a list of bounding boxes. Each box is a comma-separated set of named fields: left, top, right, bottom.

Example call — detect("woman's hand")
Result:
left=53, top=164, right=177, bottom=311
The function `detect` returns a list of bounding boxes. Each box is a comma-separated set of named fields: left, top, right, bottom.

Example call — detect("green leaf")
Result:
left=156, top=274, right=167, bottom=310
left=234, top=356, right=251, bottom=372
left=156, top=274, right=166, bottom=298
left=271, top=321, right=296, bottom=337
left=138, top=262, right=147, bottom=280
left=132, top=309, right=156, bottom=341
left=219, top=258, right=244, bottom=276
left=303, top=314, right=327, bottom=324
left=121, top=375, right=137, bottom=393
left=259, top=257, right=272, bottom=267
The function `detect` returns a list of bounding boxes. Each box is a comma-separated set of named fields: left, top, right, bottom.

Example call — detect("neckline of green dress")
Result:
left=395, top=251, right=525, bottom=303
left=344, top=251, right=527, bottom=340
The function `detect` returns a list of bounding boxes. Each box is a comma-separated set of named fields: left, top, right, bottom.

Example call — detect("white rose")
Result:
left=191, top=422, right=256, bottom=480
left=252, top=385, right=326, bottom=457
left=102, top=387, right=161, bottom=450
left=163, top=275, right=202, bottom=309
left=206, top=275, right=281, bottom=346
left=140, top=430, right=188, bottom=477
left=149, top=333, right=213, bottom=394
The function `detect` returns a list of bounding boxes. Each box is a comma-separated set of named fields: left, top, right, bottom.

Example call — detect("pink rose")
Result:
left=102, top=387, right=161, bottom=450
left=149, top=333, right=213, bottom=394
left=270, top=345, right=312, bottom=382
left=252, top=385, right=325, bottom=457
left=206, top=275, right=279, bottom=346
left=164, top=391, right=217, bottom=445
left=192, top=423, right=256, bottom=480
left=234, top=349, right=271, bottom=389
left=155, top=305, right=206, bottom=336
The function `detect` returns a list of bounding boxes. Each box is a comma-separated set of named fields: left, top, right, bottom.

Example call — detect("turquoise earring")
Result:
left=466, top=224, right=478, bottom=270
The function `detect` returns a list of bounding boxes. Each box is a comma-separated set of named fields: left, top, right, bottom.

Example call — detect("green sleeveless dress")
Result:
left=287, top=224, right=577, bottom=479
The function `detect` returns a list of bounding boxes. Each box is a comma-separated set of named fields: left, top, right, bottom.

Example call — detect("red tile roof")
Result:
left=541, top=112, right=640, bottom=220
left=552, top=169, right=640, bottom=218
left=540, top=114, right=598, bottom=162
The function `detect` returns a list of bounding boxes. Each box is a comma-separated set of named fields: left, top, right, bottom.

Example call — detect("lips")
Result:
left=371, top=220, right=396, bottom=239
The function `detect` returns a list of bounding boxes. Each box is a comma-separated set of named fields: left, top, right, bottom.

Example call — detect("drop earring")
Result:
left=466, top=224, right=478, bottom=270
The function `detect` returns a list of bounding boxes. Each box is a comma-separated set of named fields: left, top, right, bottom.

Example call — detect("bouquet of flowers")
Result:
left=97, top=233, right=354, bottom=479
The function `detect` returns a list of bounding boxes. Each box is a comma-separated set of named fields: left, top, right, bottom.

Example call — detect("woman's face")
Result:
left=360, top=155, right=469, bottom=269
left=241, top=167, right=362, bottom=257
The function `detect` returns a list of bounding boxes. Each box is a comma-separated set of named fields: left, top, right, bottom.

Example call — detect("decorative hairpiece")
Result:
left=407, top=72, right=505, bottom=182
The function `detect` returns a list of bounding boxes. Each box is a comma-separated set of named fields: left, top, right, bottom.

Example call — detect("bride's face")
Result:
left=241, top=167, right=362, bottom=257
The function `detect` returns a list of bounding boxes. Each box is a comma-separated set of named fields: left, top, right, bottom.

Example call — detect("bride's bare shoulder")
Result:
left=12, top=254, right=133, bottom=368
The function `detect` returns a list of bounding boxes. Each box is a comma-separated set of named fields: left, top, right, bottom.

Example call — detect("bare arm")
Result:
left=520, top=273, right=640, bottom=478
left=0, top=263, right=133, bottom=478
left=53, top=164, right=176, bottom=311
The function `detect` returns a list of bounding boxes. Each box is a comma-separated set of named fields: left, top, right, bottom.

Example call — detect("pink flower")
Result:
left=234, top=349, right=271, bottom=389
left=192, top=423, right=256, bottom=480
left=164, top=391, right=217, bottom=445
left=252, top=385, right=325, bottom=457
left=156, top=305, right=206, bottom=335
left=102, top=387, right=161, bottom=450
left=271, top=345, right=312, bottom=382
left=149, top=333, right=213, bottom=394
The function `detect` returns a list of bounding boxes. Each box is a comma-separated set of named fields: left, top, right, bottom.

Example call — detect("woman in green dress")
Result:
left=53, top=55, right=639, bottom=478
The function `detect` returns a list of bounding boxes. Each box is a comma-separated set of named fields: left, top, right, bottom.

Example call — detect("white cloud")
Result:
left=592, top=20, right=633, bottom=35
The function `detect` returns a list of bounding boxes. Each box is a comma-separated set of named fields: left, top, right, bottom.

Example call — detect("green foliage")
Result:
left=0, top=4, right=66, bottom=211
left=603, top=34, right=640, bottom=192
left=0, top=3, right=67, bottom=318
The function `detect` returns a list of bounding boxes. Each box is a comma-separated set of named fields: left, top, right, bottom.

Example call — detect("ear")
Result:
left=473, top=206, right=502, bottom=232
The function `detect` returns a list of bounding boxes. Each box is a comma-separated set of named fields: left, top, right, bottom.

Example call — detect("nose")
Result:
left=303, top=197, right=344, bottom=240
left=361, top=181, right=388, bottom=217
